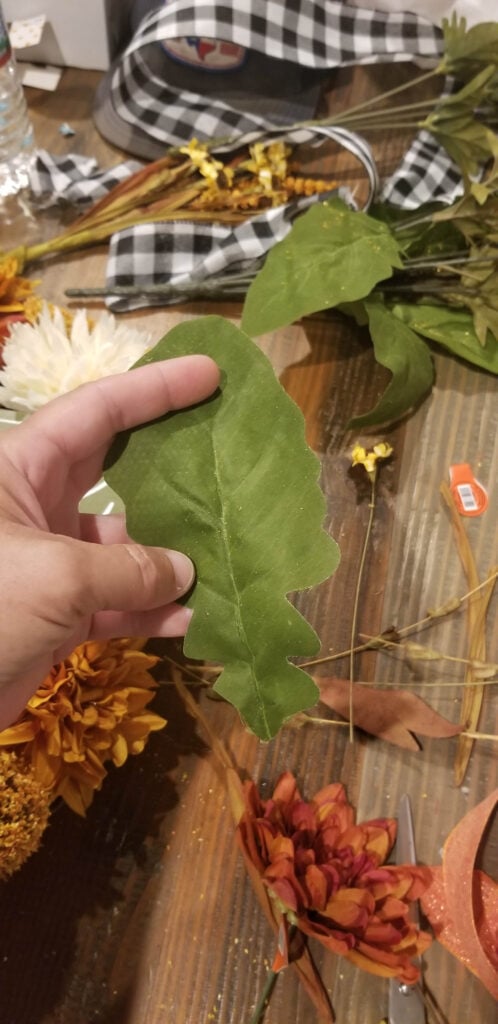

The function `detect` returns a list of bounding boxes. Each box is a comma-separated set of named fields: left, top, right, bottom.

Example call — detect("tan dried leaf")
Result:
left=316, top=677, right=463, bottom=750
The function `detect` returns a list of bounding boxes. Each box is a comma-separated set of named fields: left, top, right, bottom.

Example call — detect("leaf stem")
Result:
left=302, top=573, right=497, bottom=669
left=345, top=120, right=423, bottom=132
left=247, top=966, right=281, bottom=1024
left=359, top=634, right=497, bottom=670
left=303, top=716, right=351, bottom=726
left=391, top=213, right=442, bottom=234
left=333, top=96, right=437, bottom=125
left=349, top=473, right=377, bottom=741
left=402, top=253, right=480, bottom=269
left=319, top=66, right=440, bottom=123
left=248, top=925, right=298, bottom=1024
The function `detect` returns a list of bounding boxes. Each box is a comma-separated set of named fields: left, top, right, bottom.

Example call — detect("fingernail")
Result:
left=165, top=549, right=195, bottom=594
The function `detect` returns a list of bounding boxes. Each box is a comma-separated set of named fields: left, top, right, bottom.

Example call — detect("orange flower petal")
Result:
left=272, top=771, right=301, bottom=805
left=324, top=887, right=375, bottom=928
left=0, top=638, right=165, bottom=814
left=236, top=771, right=431, bottom=985
left=0, top=720, right=37, bottom=745
left=346, top=945, right=420, bottom=982
left=303, top=863, right=328, bottom=911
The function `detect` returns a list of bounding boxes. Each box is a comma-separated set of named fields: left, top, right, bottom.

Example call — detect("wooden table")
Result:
left=0, top=66, right=496, bottom=1024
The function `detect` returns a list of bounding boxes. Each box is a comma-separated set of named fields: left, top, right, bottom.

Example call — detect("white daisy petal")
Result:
left=0, top=304, right=153, bottom=413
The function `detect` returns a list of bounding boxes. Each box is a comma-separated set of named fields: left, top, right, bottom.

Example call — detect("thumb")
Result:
left=76, top=542, right=195, bottom=614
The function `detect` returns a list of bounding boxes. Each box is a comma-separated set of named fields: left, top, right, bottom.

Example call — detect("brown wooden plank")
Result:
left=0, top=66, right=496, bottom=1024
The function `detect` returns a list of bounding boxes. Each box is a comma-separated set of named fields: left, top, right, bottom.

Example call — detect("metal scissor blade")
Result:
left=388, top=974, right=426, bottom=1024
left=394, top=793, right=417, bottom=869
left=388, top=794, right=426, bottom=1024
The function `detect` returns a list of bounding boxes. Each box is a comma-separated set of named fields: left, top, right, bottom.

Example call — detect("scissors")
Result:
left=387, top=794, right=427, bottom=1024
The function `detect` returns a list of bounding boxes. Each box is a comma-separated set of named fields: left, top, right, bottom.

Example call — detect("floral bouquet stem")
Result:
left=2, top=18, right=497, bottom=281
left=3, top=141, right=337, bottom=273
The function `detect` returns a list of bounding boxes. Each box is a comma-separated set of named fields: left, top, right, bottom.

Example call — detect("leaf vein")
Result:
left=211, top=435, right=270, bottom=737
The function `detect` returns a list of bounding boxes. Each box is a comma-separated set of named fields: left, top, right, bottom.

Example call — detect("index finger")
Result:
left=8, top=355, right=220, bottom=464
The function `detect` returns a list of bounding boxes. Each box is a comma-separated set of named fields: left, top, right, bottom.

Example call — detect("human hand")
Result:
left=0, top=354, right=219, bottom=729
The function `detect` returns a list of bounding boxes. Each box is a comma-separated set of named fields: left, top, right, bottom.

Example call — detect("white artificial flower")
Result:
left=0, top=304, right=153, bottom=413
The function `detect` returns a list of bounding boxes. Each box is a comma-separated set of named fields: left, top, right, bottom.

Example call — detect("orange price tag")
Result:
left=449, top=463, right=488, bottom=517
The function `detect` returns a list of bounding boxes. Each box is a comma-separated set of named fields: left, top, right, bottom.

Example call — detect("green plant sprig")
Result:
left=240, top=192, right=498, bottom=427
left=286, top=18, right=498, bottom=198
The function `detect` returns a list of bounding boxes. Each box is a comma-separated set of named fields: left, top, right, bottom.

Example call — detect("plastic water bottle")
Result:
left=0, top=3, right=34, bottom=196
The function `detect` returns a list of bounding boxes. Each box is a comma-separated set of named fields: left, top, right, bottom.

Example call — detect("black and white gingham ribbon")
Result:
left=105, top=196, right=322, bottom=310
left=28, top=2, right=471, bottom=311
left=29, top=152, right=143, bottom=203
left=31, top=123, right=382, bottom=311
left=380, top=129, right=463, bottom=207
left=112, top=0, right=443, bottom=148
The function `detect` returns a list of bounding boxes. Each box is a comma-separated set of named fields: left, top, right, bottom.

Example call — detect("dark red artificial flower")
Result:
left=237, top=772, right=432, bottom=983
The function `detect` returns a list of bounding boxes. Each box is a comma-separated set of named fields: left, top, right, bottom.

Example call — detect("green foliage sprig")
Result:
left=241, top=194, right=498, bottom=426
left=306, top=16, right=498, bottom=202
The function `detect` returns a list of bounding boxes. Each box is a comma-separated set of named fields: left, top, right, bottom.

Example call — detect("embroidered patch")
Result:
left=161, top=37, right=246, bottom=72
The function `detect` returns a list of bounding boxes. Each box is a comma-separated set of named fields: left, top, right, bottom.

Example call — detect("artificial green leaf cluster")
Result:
left=432, top=187, right=498, bottom=244
left=104, top=316, right=339, bottom=741
left=396, top=191, right=498, bottom=345
left=422, top=65, right=498, bottom=183
left=390, top=303, right=498, bottom=373
left=241, top=196, right=498, bottom=426
left=441, top=14, right=498, bottom=79
left=311, top=18, right=498, bottom=202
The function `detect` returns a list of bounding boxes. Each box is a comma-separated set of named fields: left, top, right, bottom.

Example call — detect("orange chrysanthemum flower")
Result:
left=0, top=749, right=50, bottom=879
left=0, top=258, right=77, bottom=362
left=0, top=256, right=40, bottom=358
left=0, top=639, right=166, bottom=816
left=0, top=256, right=39, bottom=313
left=237, top=772, right=432, bottom=984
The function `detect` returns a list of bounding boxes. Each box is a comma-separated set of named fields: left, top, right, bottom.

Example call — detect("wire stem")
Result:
left=349, top=473, right=377, bottom=741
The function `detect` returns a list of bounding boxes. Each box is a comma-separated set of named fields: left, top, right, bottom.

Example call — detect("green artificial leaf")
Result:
left=427, top=118, right=498, bottom=184
left=466, top=297, right=498, bottom=346
left=347, top=298, right=434, bottom=427
left=241, top=198, right=403, bottom=337
left=432, top=189, right=498, bottom=244
left=423, top=66, right=498, bottom=181
left=442, top=14, right=498, bottom=78
left=460, top=254, right=498, bottom=344
left=400, top=220, right=465, bottom=262
left=370, top=201, right=466, bottom=259
left=390, top=303, right=498, bottom=373
left=104, top=316, right=339, bottom=740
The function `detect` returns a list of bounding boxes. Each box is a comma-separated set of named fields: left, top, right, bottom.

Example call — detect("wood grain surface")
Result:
left=0, top=66, right=496, bottom=1024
